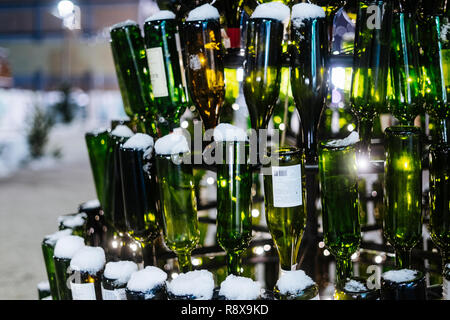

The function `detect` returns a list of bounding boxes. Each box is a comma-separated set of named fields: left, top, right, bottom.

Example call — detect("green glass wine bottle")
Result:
left=103, top=125, right=134, bottom=231
left=351, top=0, right=392, bottom=158
left=384, top=126, right=423, bottom=268
left=119, top=134, right=160, bottom=266
left=418, top=10, right=450, bottom=143
left=429, top=143, right=450, bottom=267
left=144, top=14, right=189, bottom=135
left=110, top=21, right=156, bottom=135
left=216, top=141, right=252, bottom=276
left=85, top=129, right=109, bottom=208
left=387, top=7, right=424, bottom=125
left=319, top=135, right=361, bottom=287
left=184, top=9, right=225, bottom=130
left=244, top=16, right=284, bottom=131
left=263, top=146, right=306, bottom=272
left=290, top=4, right=328, bottom=163
left=156, top=153, right=200, bottom=272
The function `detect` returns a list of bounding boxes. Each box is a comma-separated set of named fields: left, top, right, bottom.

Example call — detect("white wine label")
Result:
left=175, top=33, right=188, bottom=89
left=70, top=282, right=96, bottom=300
left=271, top=165, right=302, bottom=207
left=147, top=47, right=168, bottom=98
left=101, top=285, right=126, bottom=300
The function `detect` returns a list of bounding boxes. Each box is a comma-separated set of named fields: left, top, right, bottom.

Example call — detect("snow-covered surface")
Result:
left=382, top=269, right=418, bottom=283
left=110, top=20, right=138, bottom=30
left=166, top=270, right=215, bottom=300
left=213, top=123, right=248, bottom=142
left=37, top=281, right=50, bottom=291
left=276, top=270, right=315, bottom=295
left=43, top=229, right=73, bottom=247
left=344, top=279, right=367, bottom=292
left=122, top=133, right=154, bottom=150
left=54, top=235, right=85, bottom=259
left=154, top=132, right=190, bottom=155
left=104, top=261, right=138, bottom=285
left=324, top=131, right=359, bottom=148
left=219, top=275, right=261, bottom=300
left=70, top=246, right=106, bottom=274
left=59, top=213, right=86, bottom=228
left=111, top=125, right=133, bottom=138
left=80, top=199, right=100, bottom=210
left=291, top=3, right=325, bottom=22
left=251, top=2, right=291, bottom=22
left=145, top=10, right=176, bottom=22
left=186, top=4, right=220, bottom=21
left=126, top=266, right=167, bottom=292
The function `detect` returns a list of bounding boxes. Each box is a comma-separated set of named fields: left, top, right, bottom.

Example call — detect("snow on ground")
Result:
left=0, top=122, right=100, bottom=299
left=0, top=88, right=126, bottom=299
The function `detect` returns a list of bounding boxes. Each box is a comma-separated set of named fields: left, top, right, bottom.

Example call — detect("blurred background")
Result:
left=0, top=0, right=162, bottom=299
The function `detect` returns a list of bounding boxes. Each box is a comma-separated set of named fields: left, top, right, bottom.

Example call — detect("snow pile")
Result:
left=324, top=131, right=359, bottom=148
left=126, top=266, right=168, bottom=293
left=251, top=2, right=291, bottom=22
left=54, top=235, right=85, bottom=259
left=154, top=133, right=190, bottom=155
left=146, top=10, right=176, bottom=22
left=186, top=4, right=220, bottom=22
left=219, top=275, right=261, bottom=300
left=166, top=270, right=215, bottom=300
left=111, top=125, right=134, bottom=138
left=70, top=246, right=106, bottom=274
left=276, top=270, right=315, bottom=295
left=104, top=261, right=138, bottom=285
left=213, top=123, right=248, bottom=142
left=382, top=269, right=418, bottom=283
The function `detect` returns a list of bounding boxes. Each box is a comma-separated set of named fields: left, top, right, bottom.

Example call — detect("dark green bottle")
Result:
left=311, top=0, right=347, bottom=52
left=70, top=246, right=105, bottom=300
left=119, top=135, right=160, bottom=266
left=144, top=14, right=189, bottom=135
left=103, top=125, right=134, bottom=232
left=418, top=11, right=450, bottom=143
left=263, top=146, right=306, bottom=272
left=351, top=0, right=392, bottom=157
left=244, top=17, right=284, bottom=131
left=85, top=129, right=109, bottom=208
left=53, top=235, right=85, bottom=300
left=387, top=9, right=424, bottom=125
left=384, top=126, right=423, bottom=268
left=216, top=141, right=252, bottom=276
left=429, top=143, right=450, bottom=267
left=319, top=137, right=361, bottom=286
left=290, top=8, right=328, bottom=163
left=110, top=21, right=155, bottom=131
left=41, top=229, right=73, bottom=300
